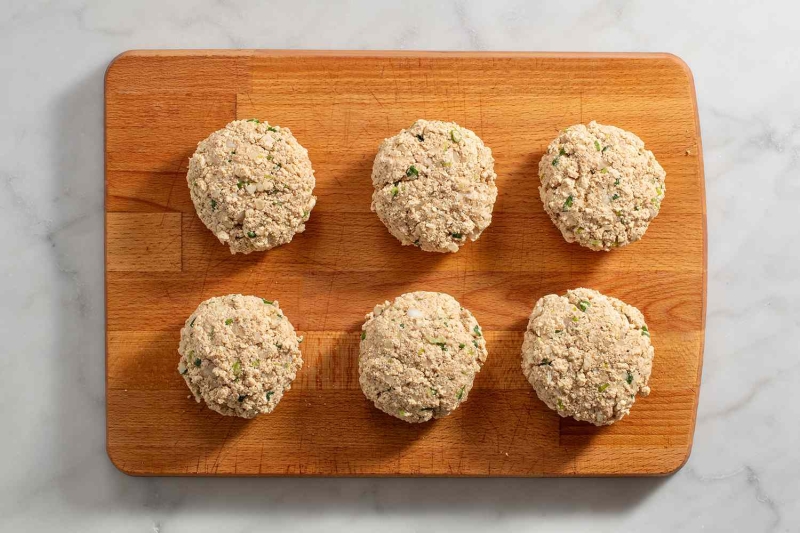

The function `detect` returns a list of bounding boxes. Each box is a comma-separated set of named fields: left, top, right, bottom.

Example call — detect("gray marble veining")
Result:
left=1, top=0, right=798, bottom=531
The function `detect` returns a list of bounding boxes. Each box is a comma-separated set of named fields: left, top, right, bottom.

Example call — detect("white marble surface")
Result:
left=1, top=0, right=798, bottom=531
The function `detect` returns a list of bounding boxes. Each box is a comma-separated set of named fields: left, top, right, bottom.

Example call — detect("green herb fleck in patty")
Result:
left=552, top=147, right=567, bottom=166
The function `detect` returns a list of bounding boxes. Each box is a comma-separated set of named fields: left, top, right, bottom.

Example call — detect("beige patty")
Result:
left=187, top=119, right=316, bottom=254
left=178, top=294, right=303, bottom=418
left=539, top=121, right=666, bottom=251
left=521, top=288, right=654, bottom=426
left=359, top=291, right=488, bottom=422
left=371, top=119, right=497, bottom=253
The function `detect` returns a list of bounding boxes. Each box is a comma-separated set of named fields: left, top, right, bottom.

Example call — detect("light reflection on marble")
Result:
left=0, top=1, right=798, bottom=531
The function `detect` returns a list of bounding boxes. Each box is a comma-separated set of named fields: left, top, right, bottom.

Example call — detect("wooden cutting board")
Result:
left=105, top=50, right=706, bottom=476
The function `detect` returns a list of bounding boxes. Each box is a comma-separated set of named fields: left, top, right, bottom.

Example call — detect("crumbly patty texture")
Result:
left=359, top=291, right=488, bottom=423
left=187, top=119, right=316, bottom=254
left=178, top=294, right=303, bottom=418
left=521, top=288, right=654, bottom=426
left=538, top=121, right=666, bottom=251
left=371, top=119, right=498, bottom=253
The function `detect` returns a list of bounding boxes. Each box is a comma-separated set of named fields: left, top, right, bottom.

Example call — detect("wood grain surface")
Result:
left=105, top=50, right=706, bottom=476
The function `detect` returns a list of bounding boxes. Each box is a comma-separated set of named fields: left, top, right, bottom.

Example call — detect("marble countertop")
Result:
left=1, top=1, right=798, bottom=531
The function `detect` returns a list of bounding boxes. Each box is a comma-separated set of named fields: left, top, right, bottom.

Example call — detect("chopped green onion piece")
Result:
left=265, top=391, right=274, bottom=401
left=451, top=232, right=463, bottom=239
left=247, top=118, right=260, bottom=123
left=656, top=187, right=663, bottom=196
left=572, top=316, right=579, bottom=322
left=602, top=145, right=610, bottom=153
left=427, top=336, right=447, bottom=350
left=641, top=325, right=650, bottom=337
left=390, top=186, right=399, bottom=197
left=612, top=194, right=619, bottom=200
left=441, top=160, right=452, bottom=168
left=562, top=195, right=573, bottom=211
left=538, top=358, right=552, bottom=366
left=416, top=134, right=425, bottom=142
left=555, top=329, right=563, bottom=333
left=472, top=340, right=479, bottom=348
left=594, top=140, right=601, bottom=151
left=400, top=323, right=405, bottom=329
left=190, top=317, right=196, bottom=328
left=232, top=360, right=242, bottom=376
left=194, top=358, right=201, bottom=367
left=626, top=371, right=634, bottom=385
left=614, top=177, right=620, bottom=185
left=413, top=239, right=420, bottom=247
left=210, top=199, right=217, bottom=210
left=577, top=300, right=590, bottom=312
left=575, top=227, right=584, bottom=235
left=459, top=343, right=465, bottom=349
left=598, top=383, right=609, bottom=393
left=406, top=165, right=419, bottom=177
left=361, top=331, right=366, bottom=340
left=552, top=147, right=567, bottom=166
left=600, top=167, right=609, bottom=174
left=450, top=129, right=462, bottom=143
left=267, top=126, right=278, bottom=132
left=247, top=231, right=256, bottom=238
left=262, top=299, right=273, bottom=305
left=266, top=154, right=273, bottom=161
left=473, top=325, right=482, bottom=337
left=456, top=386, right=466, bottom=400
left=225, top=318, right=233, bottom=325
left=557, top=399, right=564, bottom=410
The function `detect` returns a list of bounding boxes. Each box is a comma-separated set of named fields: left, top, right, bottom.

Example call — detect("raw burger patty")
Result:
left=178, top=294, right=303, bottom=418
left=521, top=288, right=654, bottom=426
left=371, top=119, right=498, bottom=253
left=187, top=119, right=316, bottom=254
left=359, top=291, right=488, bottom=422
left=539, top=121, right=666, bottom=251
